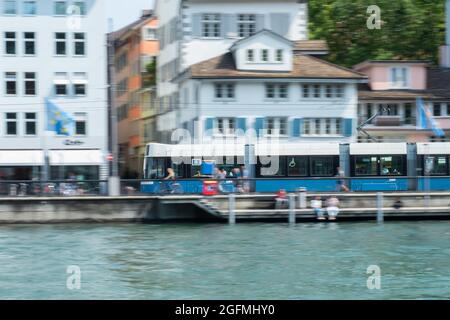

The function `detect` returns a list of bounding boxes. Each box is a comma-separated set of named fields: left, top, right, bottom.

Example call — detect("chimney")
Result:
left=441, top=0, right=450, bottom=67
left=141, top=9, right=153, bottom=18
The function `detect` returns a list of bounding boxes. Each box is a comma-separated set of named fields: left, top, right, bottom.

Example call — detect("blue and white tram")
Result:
left=416, top=142, right=450, bottom=191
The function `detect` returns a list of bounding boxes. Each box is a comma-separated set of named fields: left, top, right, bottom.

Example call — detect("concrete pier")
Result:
left=0, top=192, right=449, bottom=224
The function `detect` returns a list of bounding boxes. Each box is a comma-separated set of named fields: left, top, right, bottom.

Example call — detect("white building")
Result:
left=0, top=0, right=108, bottom=182
left=155, top=0, right=366, bottom=143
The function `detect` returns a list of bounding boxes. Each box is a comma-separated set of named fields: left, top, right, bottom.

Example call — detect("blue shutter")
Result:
left=343, top=119, right=354, bottom=137
left=292, top=118, right=302, bottom=137
left=255, top=118, right=265, bottom=137
left=192, top=13, right=202, bottom=38
left=255, top=14, right=265, bottom=32
left=205, top=118, right=214, bottom=136
left=222, top=14, right=237, bottom=38
left=237, top=118, right=247, bottom=132
left=270, top=13, right=290, bottom=36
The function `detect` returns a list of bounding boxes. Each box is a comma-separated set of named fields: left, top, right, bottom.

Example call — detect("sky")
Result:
left=107, top=0, right=155, bottom=30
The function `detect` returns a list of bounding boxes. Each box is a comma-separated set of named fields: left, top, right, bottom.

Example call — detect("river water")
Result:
left=0, top=221, right=449, bottom=300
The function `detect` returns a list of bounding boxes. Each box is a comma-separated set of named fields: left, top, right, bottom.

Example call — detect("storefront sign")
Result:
left=63, top=139, right=85, bottom=146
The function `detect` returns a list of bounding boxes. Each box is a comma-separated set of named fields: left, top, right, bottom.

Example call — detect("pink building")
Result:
left=354, top=60, right=450, bottom=143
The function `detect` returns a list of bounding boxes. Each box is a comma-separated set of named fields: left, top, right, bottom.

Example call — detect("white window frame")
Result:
left=215, top=117, right=236, bottom=136
left=74, top=112, right=87, bottom=136
left=53, top=1, right=67, bottom=16
left=73, top=32, right=86, bottom=56
left=5, top=72, right=17, bottom=96
left=265, top=84, right=289, bottom=100
left=276, top=49, right=284, bottom=63
left=73, top=1, right=86, bottom=15
left=5, top=112, right=18, bottom=136
left=4, top=31, right=16, bottom=55
left=246, top=49, right=254, bottom=62
left=4, top=0, right=16, bottom=15
left=24, top=32, right=36, bottom=56
left=390, top=67, right=409, bottom=89
left=23, top=0, right=37, bottom=15
left=264, top=117, right=288, bottom=137
left=54, top=32, right=67, bottom=56
left=202, top=13, right=221, bottom=38
left=237, top=14, right=256, bottom=38
left=261, top=49, right=269, bottom=62
left=143, top=27, right=157, bottom=40
left=24, top=112, right=37, bottom=136
left=214, top=83, right=235, bottom=100
left=302, top=118, right=343, bottom=136
left=24, top=72, right=36, bottom=96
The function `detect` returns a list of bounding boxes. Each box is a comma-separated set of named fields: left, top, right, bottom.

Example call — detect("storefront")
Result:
left=48, top=150, right=104, bottom=181
left=0, top=151, right=43, bottom=180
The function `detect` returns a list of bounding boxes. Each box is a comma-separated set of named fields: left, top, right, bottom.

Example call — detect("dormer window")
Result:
left=276, top=49, right=284, bottom=62
left=238, top=14, right=256, bottom=38
left=390, top=67, right=409, bottom=88
left=261, top=49, right=269, bottom=62
left=246, top=49, right=254, bottom=62
left=202, top=14, right=221, bottom=38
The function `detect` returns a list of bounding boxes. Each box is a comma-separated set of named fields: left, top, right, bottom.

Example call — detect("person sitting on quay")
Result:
left=275, top=189, right=289, bottom=209
left=311, top=196, right=325, bottom=220
left=326, top=196, right=340, bottom=221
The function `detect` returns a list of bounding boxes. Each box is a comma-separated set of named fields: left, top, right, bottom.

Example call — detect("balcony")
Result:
left=374, top=116, right=402, bottom=127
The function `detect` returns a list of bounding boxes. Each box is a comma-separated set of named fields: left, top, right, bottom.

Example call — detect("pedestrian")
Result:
left=311, top=196, right=325, bottom=220
left=336, top=166, right=349, bottom=192
left=326, top=196, right=340, bottom=221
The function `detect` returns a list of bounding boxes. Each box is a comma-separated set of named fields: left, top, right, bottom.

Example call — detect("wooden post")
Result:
left=228, top=193, right=236, bottom=225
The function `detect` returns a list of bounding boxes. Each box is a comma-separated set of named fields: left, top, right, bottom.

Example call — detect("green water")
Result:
left=0, top=222, right=449, bottom=300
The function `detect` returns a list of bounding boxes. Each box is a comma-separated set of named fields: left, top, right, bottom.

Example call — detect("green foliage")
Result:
left=308, top=0, right=446, bottom=67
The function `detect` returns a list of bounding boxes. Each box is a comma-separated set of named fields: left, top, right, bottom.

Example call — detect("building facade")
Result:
left=0, top=0, right=109, bottom=183
left=155, top=0, right=314, bottom=142
left=110, top=10, right=159, bottom=178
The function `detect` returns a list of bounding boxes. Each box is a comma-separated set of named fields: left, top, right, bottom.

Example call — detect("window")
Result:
left=73, top=32, right=85, bottom=56
left=310, top=156, right=335, bottom=176
left=302, top=118, right=343, bottom=136
left=54, top=73, right=68, bottom=96
left=302, top=84, right=310, bottom=98
left=265, top=117, right=287, bottom=136
left=215, top=118, right=236, bottom=135
left=433, top=103, right=442, bottom=117
left=355, top=156, right=378, bottom=176
left=335, top=85, right=344, bottom=98
left=24, top=72, right=36, bottom=95
left=73, top=72, right=87, bottom=96
left=5, top=72, right=16, bottom=95
left=23, top=1, right=36, bottom=15
left=144, top=27, right=156, bottom=40
left=55, top=84, right=67, bottom=95
left=265, top=84, right=289, bottom=99
left=73, top=1, right=86, bottom=15
left=380, top=156, right=404, bottom=175
left=202, top=13, right=220, bottom=38
left=55, top=32, right=67, bottom=55
left=238, top=14, right=256, bottom=37
left=214, top=83, right=235, bottom=99
left=24, top=112, right=36, bottom=135
left=325, top=85, right=333, bottom=98
left=4, top=0, right=16, bottom=14
left=259, top=156, right=286, bottom=177
left=313, top=84, right=321, bottom=98
left=276, top=49, right=283, bottom=62
left=390, top=67, right=408, bottom=88
left=246, top=49, right=254, bottom=62
left=24, top=32, right=35, bottom=55
left=424, top=156, right=448, bottom=176
left=287, top=156, right=308, bottom=177
left=74, top=113, right=86, bottom=135
left=404, top=103, right=413, bottom=125
left=54, top=1, right=66, bottom=15
left=6, top=113, right=17, bottom=135
left=261, top=49, right=269, bottom=62
left=5, top=32, right=16, bottom=55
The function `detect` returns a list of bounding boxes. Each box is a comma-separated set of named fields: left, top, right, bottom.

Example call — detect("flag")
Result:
left=45, top=98, right=75, bottom=136
left=416, top=97, right=445, bottom=137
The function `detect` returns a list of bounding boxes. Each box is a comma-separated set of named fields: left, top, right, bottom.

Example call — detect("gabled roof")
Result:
left=180, top=52, right=367, bottom=80
left=230, top=29, right=293, bottom=51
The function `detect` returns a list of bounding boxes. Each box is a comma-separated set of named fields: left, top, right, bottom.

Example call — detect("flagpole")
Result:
left=42, top=99, right=50, bottom=183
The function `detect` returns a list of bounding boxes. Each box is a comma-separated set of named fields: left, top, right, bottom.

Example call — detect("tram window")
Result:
left=287, top=156, right=308, bottom=177
left=380, top=156, right=404, bottom=175
left=424, top=156, right=448, bottom=175
left=310, top=156, right=334, bottom=176
left=149, top=158, right=166, bottom=179
left=355, top=156, right=378, bottom=176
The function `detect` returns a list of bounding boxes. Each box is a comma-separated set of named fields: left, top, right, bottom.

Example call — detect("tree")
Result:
left=308, top=0, right=446, bottom=67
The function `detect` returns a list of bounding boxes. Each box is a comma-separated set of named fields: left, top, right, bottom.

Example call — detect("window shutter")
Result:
left=237, top=117, right=247, bottom=132
left=205, top=118, right=214, bottom=136
left=222, top=14, right=237, bottom=37
left=343, top=119, right=354, bottom=137
left=192, top=13, right=202, bottom=38
left=255, top=14, right=265, bottom=32
left=270, top=13, right=290, bottom=36
left=255, top=117, right=264, bottom=137
left=292, top=118, right=302, bottom=137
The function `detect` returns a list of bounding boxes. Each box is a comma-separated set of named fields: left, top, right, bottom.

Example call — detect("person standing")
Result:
left=336, top=166, right=349, bottom=192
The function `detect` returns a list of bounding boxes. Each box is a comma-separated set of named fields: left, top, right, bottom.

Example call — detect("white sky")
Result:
left=107, top=0, right=155, bottom=30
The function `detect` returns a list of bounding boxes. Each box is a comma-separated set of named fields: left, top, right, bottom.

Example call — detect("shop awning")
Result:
left=0, top=150, right=44, bottom=166
left=49, top=150, right=104, bottom=165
